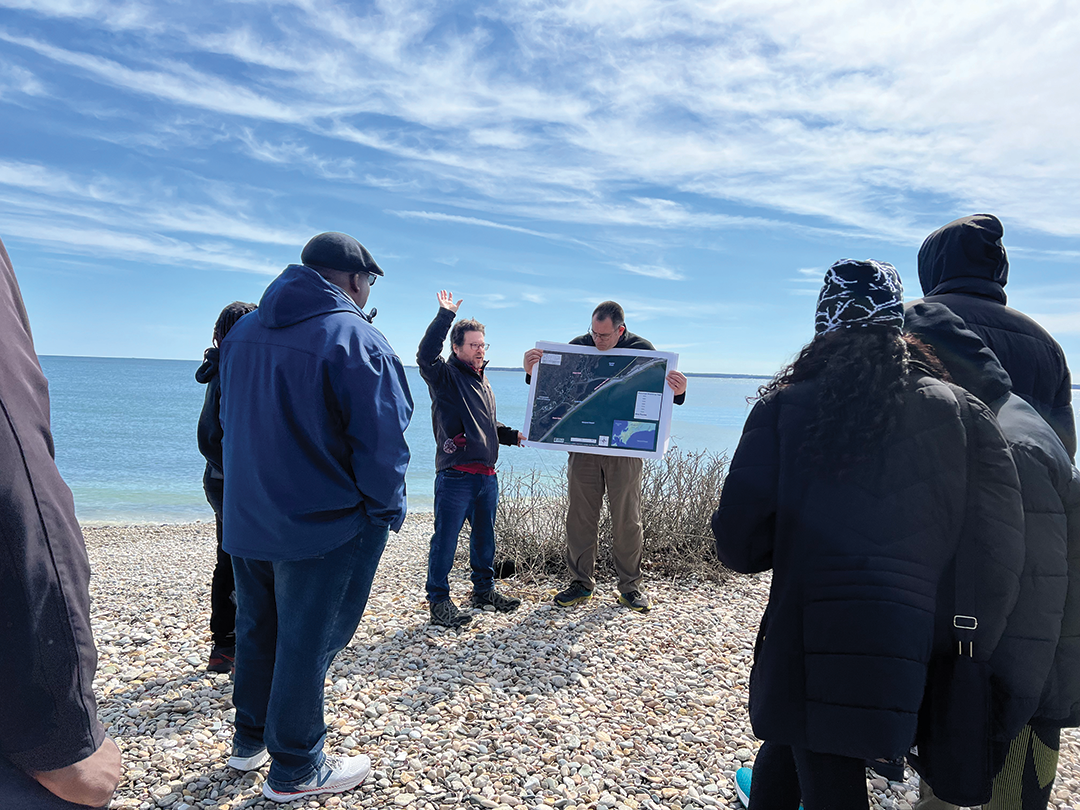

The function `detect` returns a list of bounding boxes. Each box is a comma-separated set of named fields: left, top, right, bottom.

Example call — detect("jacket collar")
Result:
left=449, top=352, right=487, bottom=378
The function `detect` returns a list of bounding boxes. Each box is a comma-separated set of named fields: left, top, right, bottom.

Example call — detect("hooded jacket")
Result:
left=195, top=347, right=225, bottom=514
left=0, top=237, right=106, bottom=782
left=417, top=307, right=518, bottom=473
left=219, top=264, right=413, bottom=561
left=906, top=302, right=1080, bottom=731
left=712, top=368, right=1025, bottom=760
left=914, top=214, right=1074, bottom=459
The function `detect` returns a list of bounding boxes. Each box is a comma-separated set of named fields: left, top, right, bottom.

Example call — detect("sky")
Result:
left=1, top=0, right=1078, bottom=375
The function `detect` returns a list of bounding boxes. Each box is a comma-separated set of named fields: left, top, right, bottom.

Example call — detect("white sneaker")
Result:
left=262, top=754, right=372, bottom=802
left=227, top=747, right=269, bottom=770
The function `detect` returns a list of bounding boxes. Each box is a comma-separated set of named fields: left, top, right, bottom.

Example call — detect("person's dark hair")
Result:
left=213, top=301, right=257, bottom=347
left=451, top=318, right=485, bottom=348
left=756, top=327, right=949, bottom=473
left=592, top=301, right=625, bottom=328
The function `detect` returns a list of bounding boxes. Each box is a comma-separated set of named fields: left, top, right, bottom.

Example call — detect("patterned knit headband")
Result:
left=815, top=259, right=904, bottom=335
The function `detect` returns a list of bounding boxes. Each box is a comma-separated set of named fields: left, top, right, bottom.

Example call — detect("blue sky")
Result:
left=1, top=0, right=1077, bottom=375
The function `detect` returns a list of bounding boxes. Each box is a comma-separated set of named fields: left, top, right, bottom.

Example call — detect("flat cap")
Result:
left=301, top=232, right=384, bottom=276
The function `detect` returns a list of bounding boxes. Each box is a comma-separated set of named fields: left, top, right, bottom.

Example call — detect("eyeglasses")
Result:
left=466, top=342, right=490, bottom=351
left=365, top=272, right=377, bottom=286
left=589, top=327, right=621, bottom=341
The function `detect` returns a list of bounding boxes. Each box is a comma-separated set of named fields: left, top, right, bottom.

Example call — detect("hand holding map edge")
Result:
left=523, top=348, right=543, bottom=375
left=666, top=369, right=688, bottom=397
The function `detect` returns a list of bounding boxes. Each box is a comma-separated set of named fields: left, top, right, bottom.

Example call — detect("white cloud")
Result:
left=618, top=263, right=685, bottom=281
left=3, top=0, right=1079, bottom=243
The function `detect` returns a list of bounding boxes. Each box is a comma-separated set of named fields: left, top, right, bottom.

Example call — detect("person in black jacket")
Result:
left=914, top=214, right=1074, bottom=459
left=419, top=290, right=524, bottom=627
left=522, top=301, right=687, bottom=612
left=712, top=260, right=1025, bottom=810
left=905, top=302, right=1080, bottom=810
left=0, top=236, right=122, bottom=808
left=195, top=301, right=256, bottom=673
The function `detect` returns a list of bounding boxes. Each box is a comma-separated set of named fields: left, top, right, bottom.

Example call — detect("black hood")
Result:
left=904, top=302, right=1012, bottom=407
left=195, top=346, right=219, bottom=384
left=917, top=214, right=1009, bottom=303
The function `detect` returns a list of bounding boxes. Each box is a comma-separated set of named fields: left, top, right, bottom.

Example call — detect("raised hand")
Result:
left=437, top=290, right=463, bottom=313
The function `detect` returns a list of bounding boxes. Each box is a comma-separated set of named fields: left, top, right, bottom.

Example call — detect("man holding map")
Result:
left=523, top=301, right=687, bottom=613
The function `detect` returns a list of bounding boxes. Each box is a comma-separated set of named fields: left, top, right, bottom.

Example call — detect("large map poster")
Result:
left=523, top=341, right=678, bottom=459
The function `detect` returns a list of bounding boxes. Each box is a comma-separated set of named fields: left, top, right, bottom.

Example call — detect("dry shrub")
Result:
left=491, top=445, right=731, bottom=583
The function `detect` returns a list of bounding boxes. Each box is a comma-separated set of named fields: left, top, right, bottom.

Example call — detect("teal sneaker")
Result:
left=554, top=581, right=593, bottom=607
left=735, top=766, right=802, bottom=809
left=735, top=767, right=752, bottom=807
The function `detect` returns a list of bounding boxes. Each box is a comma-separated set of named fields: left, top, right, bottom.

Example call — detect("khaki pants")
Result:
left=565, top=453, right=644, bottom=593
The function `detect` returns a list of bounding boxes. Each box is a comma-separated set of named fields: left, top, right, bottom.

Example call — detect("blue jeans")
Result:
left=231, top=519, right=389, bottom=791
left=426, top=469, right=497, bottom=604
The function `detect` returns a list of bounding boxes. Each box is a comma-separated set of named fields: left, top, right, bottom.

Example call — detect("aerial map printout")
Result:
left=523, top=342, right=678, bottom=460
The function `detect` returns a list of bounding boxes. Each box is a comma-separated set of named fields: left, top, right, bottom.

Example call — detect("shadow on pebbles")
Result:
left=83, top=516, right=1080, bottom=809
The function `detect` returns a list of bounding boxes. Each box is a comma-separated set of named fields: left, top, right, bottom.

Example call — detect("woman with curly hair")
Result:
left=712, top=260, right=1026, bottom=809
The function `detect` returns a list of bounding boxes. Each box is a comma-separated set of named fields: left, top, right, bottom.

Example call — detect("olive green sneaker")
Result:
left=617, top=590, right=651, bottom=612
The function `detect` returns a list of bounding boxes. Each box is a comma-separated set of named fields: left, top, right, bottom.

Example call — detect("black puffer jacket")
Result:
left=906, top=302, right=1080, bottom=731
left=418, top=308, right=518, bottom=473
left=712, top=371, right=1025, bottom=760
left=914, top=214, right=1074, bottom=459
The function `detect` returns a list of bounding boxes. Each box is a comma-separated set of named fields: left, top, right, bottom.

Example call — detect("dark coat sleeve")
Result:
left=1038, top=464, right=1080, bottom=726
left=417, top=308, right=455, bottom=388
left=1049, top=369, right=1076, bottom=461
left=0, top=240, right=106, bottom=776
left=196, top=374, right=223, bottom=475
left=958, top=393, right=1026, bottom=664
left=496, top=424, right=519, bottom=446
left=988, top=438, right=1069, bottom=737
left=711, top=396, right=779, bottom=573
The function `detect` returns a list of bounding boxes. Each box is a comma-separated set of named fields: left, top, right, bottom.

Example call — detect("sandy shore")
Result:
left=83, top=517, right=1080, bottom=809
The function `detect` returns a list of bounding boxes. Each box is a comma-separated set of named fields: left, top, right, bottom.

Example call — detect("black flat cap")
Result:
left=301, top=232, right=384, bottom=276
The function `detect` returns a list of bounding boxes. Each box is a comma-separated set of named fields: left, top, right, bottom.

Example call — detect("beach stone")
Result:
left=78, top=518, right=1080, bottom=810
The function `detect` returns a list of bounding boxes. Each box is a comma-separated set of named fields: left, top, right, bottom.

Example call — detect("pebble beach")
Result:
left=85, top=517, right=1080, bottom=810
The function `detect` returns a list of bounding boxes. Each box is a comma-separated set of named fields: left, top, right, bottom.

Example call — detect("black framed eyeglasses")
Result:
left=366, top=272, right=377, bottom=286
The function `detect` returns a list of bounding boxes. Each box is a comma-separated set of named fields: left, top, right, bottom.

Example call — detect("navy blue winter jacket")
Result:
left=219, top=265, right=413, bottom=560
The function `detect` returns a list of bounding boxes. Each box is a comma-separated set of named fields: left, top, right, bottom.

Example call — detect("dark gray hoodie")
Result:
left=913, top=214, right=1074, bottom=458
left=906, top=302, right=1080, bottom=732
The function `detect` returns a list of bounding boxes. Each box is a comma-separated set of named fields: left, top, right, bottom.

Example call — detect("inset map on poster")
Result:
left=523, top=342, right=678, bottom=459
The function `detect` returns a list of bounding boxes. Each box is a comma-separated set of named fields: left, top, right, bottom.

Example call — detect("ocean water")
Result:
left=40, top=356, right=762, bottom=524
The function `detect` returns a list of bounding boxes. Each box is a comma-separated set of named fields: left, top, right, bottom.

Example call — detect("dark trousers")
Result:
left=916, top=722, right=1061, bottom=810
left=203, top=471, right=235, bottom=646
left=426, top=469, right=498, bottom=604
left=748, top=741, right=870, bottom=810
left=231, top=518, right=389, bottom=792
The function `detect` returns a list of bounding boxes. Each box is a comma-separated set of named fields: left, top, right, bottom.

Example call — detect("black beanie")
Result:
left=815, top=259, right=904, bottom=334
